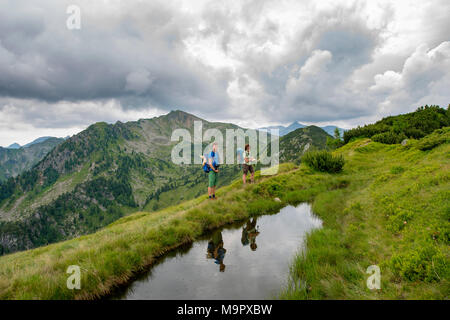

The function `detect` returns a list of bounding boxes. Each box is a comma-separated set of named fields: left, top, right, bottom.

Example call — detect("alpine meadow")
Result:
left=0, top=0, right=449, bottom=308
left=0, top=106, right=448, bottom=299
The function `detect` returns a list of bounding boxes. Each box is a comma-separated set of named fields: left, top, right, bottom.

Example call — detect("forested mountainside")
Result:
left=0, top=111, right=243, bottom=255
left=279, top=126, right=331, bottom=162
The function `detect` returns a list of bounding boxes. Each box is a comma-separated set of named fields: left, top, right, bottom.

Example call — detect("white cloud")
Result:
left=373, top=41, right=450, bottom=116
left=286, top=50, right=333, bottom=96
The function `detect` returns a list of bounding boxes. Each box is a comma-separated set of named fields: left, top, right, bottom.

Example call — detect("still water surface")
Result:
left=114, top=203, right=322, bottom=300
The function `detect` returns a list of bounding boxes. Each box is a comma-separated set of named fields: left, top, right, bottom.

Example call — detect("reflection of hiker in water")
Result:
left=207, top=230, right=226, bottom=272
left=241, top=218, right=260, bottom=251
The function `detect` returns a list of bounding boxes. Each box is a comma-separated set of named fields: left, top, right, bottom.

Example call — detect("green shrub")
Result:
left=253, top=176, right=287, bottom=197
left=301, top=150, right=345, bottom=173
left=386, top=209, right=414, bottom=233
left=415, top=127, right=450, bottom=151
left=372, top=131, right=407, bottom=144
left=390, top=245, right=448, bottom=282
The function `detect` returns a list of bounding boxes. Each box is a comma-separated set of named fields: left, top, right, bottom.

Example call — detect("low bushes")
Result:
left=343, top=105, right=450, bottom=144
left=301, top=150, right=345, bottom=173
left=372, top=131, right=407, bottom=144
left=414, top=127, right=450, bottom=151
left=389, top=245, right=448, bottom=282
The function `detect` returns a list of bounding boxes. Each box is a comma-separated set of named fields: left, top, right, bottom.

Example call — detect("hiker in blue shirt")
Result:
left=203, top=143, right=219, bottom=200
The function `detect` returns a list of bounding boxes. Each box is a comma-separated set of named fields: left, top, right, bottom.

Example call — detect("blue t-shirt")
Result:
left=209, top=151, right=219, bottom=169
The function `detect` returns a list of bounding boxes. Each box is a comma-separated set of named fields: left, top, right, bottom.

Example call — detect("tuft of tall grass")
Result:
left=302, top=150, right=345, bottom=173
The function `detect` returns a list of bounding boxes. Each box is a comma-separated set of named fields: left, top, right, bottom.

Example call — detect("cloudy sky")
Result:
left=0, top=0, right=449, bottom=146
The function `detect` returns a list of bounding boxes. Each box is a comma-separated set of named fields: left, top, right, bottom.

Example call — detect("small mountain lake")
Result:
left=112, top=203, right=322, bottom=300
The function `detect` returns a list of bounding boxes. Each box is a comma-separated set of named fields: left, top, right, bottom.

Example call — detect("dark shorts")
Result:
left=243, top=164, right=254, bottom=175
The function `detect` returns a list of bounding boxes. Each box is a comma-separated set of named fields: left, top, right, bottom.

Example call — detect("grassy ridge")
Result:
left=0, top=135, right=448, bottom=299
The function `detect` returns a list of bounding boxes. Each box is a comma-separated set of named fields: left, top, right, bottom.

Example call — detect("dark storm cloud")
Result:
left=0, top=0, right=449, bottom=144
left=0, top=0, right=229, bottom=111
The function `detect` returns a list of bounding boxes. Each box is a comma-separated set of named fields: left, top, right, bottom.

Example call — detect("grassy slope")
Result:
left=281, top=138, right=449, bottom=299
left=0, top=138, right=448, bottom=299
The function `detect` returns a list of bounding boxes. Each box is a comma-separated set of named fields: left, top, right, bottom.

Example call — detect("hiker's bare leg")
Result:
left=243, top=173, right=247, bottom=184
left=212, top=186, right=216, bottom=199
left=208, top=187, right=212, bottom=198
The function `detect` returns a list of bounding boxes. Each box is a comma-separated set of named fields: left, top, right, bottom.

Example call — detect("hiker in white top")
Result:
left=242, top=144, right=256, bottom=184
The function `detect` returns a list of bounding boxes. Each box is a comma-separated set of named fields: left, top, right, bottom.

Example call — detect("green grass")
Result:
left=0, top=136, right=448, bottom=300
left=280, top=138, right=449, bottom=299
left=302, top=150, right=345, bottom=173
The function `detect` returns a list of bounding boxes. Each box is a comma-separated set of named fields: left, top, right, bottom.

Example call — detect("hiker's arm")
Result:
left=209, top=158, right=218, bottom=172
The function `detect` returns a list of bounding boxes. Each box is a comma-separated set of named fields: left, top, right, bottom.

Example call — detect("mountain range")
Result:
left=6, top=143, right=21, bottom=149
left=0, top=137, right=65, bottom=182
left=0, top=110, right=333, bottom=255
left=259, top=121, right=345, bottom=137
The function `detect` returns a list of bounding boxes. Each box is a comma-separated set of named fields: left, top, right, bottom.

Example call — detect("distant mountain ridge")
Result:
left=23, top=136, right=55, bottom=148
left=0, top=137, right=65, bottom=182
left=260, top=121, right=345, bottom=137
left=6, top=143, right=21, bottom=149
left=279, top=126, right=332, bottom=162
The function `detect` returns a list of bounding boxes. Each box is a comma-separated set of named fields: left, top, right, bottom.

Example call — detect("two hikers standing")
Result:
left=204, top=143, right=256, bottom=200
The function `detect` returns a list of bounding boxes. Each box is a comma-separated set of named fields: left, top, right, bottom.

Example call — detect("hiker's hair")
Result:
left=245, top=144, right=250, bottom=151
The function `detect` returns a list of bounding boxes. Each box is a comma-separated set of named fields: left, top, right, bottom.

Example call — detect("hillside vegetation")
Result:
left=0, top=125, right=448, bottom=299
left=279, top=125, right=331, bottom=162
left=343, top=105, right=450, bottom=144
